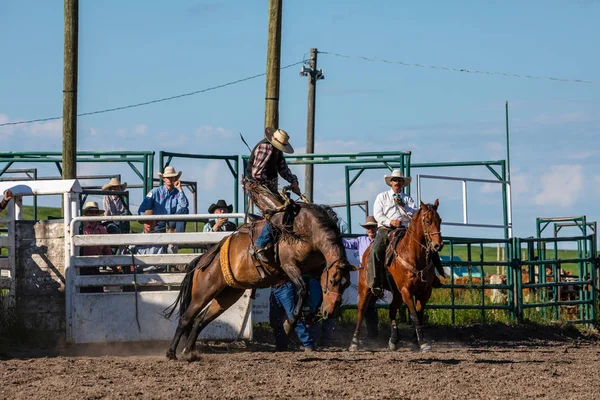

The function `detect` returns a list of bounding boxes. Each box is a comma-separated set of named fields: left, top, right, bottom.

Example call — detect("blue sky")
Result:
left=1, top=1, right=599, bottom=240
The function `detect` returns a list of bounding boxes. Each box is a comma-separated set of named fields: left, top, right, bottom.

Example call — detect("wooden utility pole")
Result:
left=62, top=0, right=79, bottom=179
left=264, top=0, right=282, bottom=130
left=304, top=48, right=319, bottom=202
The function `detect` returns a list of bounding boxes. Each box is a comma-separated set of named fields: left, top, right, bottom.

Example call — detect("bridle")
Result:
left=395, top=207, right=442, bottom=282
left=322, top=258, right=349, bottom=303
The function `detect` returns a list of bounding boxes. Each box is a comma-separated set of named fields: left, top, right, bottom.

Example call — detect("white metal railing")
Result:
left=416, top=173, right=513, bottom=237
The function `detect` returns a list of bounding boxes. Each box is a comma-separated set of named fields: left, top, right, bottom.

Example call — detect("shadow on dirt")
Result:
left=1, top=321, right=597, bottom=360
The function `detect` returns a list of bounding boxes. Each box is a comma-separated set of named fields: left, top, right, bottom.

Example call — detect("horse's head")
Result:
left=319, top=260, right=353, bottom=319
left=417, top=199, right=443, bottom=252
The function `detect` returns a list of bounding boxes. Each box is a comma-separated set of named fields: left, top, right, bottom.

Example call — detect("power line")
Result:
left=0, top=61, right=305, bottom=127
left=319, top=51, right=597, bottom=84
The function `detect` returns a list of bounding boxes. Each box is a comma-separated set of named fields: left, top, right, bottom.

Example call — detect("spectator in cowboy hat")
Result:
left=0, top=189, right=13, bottom=212
left=80, top=202, right=112, bottom=291
left=246, top=127, right=301, bottom=263
left=342, top=215, right=380, bottom=338
left=102, top=177, right=130, bottom=234
left=138, top=166, right=189, bottom=234
left=128, top=209, right=167, bottom=273
left=203, top=199, right=237, bottom=232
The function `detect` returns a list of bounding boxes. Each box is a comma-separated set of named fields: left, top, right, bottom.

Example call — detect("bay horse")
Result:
left=165, top=186, right=353, bottom=360
left=349, top=200, right=443, bottom=352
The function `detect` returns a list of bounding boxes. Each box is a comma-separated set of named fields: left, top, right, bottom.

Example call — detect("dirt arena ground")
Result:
left=1, top=324, right=599, bottom=399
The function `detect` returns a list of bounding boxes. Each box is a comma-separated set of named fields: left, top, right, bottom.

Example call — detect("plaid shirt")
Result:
left=251, top=142, right=298, bottom=192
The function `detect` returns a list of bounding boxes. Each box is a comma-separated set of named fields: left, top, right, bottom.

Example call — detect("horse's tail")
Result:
left=162, top=254, right=203, bottom=320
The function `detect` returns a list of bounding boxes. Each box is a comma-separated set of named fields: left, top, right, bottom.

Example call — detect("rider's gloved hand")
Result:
left=290, top=181, right=302, bottom=196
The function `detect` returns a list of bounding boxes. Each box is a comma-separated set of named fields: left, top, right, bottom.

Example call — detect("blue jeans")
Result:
left=256, top=223, right=272, bottom=247
left=307, top=277, right=335, bottom=345
left=269, top=281, right=315, bottom=350
left=155, top=207, right=189, bottom=233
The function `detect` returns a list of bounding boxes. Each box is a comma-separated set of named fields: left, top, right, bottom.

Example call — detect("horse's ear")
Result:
left=433, top=199, right=439, bottom=210
left=420, top=200, right=427, bottom=209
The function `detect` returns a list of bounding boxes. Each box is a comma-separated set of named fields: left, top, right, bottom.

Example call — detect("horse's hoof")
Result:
left=348, top=343, right=359, bottom=352
left=388, top=340, right=398, bottom=351
left=283, top=320, right=293, bottom=335
left=420, top=343, right=432, bottom=352
left=166, top=350, right=177, bottom=360
left=181, top=348, right=200, bottom=362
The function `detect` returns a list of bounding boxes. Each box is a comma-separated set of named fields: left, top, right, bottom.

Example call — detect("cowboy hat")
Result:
left=82, top=201, right=104, bottom=215
left=102, top=177, right=127, bottom=191
left=208, top=199, right=233, bottom=214
left=265, top=127, right=294, bottom=154
left=139, top=209, right=155, bottom=224
left=384, top=169, right=412, bottom=188
left=158, top=166, right=182, bottom=180
left=360, top=215, right=378, bottom=228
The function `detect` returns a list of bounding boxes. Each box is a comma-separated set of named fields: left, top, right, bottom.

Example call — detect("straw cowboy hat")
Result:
left=158, top=166, right=182, bottom=180
left=265, top=127, right=294, bottom=154
left=102, top=177, right=127, bottom=191
left=82, top=201, right=104, bottom=215
left=208, top=199, right=233, bottom=214
left=360, top=215, right=378, bottom=229
left=384, top=169, right=412, bottom=188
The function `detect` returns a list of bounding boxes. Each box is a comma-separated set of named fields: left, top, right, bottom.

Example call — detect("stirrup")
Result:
left=371, top=287, right=384, bottom=298
left=255, top=247, right=270, bottom=264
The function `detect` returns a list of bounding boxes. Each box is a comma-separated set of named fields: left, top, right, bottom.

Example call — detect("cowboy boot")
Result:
left=255, top=243, right=273, bottom=265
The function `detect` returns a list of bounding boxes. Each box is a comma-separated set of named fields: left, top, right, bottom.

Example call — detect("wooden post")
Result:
left=264, top=0, right=282, bottom=130
left=304, top=48, right=318, bottom=202
left=62, top=0, right=79, bottom=179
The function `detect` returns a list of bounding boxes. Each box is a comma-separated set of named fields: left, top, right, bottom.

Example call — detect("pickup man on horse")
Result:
left=246, top=127, right=302, bottom=263
left=369, top=170, right=443, bottom=295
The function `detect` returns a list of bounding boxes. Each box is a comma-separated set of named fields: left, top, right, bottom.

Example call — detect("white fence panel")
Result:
left=72, top=290, right=252, bottom=343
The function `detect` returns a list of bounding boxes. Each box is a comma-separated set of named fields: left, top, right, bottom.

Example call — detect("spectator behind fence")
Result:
left=0, top=189, right=13, bottom=212
left=138, top=166, right=189, bottom=234
left=342, top=215, right=380, bottom=338
left=269, top=279, right=316, bottom=352
left=129, top=210, right=167, bottom=273
left=102, top=177, right=130, bottom=234
left=203, top=199, right=237, bottom=232
left=81, top=202, right=112, bottom=292
left=138, top=166, right=189, bottom=254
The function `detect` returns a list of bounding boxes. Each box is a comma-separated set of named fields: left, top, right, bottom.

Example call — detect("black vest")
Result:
left=245, top=138, right=283, bottom=180
left=208, top=220, right=237, bottom=232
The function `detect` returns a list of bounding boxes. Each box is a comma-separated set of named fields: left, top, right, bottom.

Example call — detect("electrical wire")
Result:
left=0, top=61, right=305, bottom=128
left=319, top=51, right=597, bottom=84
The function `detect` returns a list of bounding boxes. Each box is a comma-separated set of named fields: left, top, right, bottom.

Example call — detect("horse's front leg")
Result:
left=388, top=293, right=402, bottom=351
left=279, top=264, right=306, bottom=334
left=414, top=286, right=433, bottom=351
left=399, top=287, right=429, bottom=352
left=349, top=268, right=371, bottom=351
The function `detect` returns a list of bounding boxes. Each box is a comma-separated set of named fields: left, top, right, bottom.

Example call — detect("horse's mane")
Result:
left=299, top=203, right=343, bottom=241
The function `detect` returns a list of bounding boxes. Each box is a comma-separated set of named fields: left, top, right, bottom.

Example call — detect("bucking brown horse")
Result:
left=349, top=200, right=443, bottom=352
left=165, top=185, right=353, bottom=360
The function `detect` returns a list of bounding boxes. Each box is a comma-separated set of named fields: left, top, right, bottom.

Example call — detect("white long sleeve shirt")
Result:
left=373, top=189, right=417, bottom=228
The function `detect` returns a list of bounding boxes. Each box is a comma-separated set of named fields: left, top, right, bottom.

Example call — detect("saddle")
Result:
left=385, top=226, right=407, bottom=267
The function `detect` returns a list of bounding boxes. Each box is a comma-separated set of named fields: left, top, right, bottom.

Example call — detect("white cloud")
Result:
left=484, top=141, right=505, bottom=159
left=27, top=119, right=62, bottom=137
left=566, top=151, right=594, bottom=160
left=195, top=125, right=233, bottom=139
left=534, top=165, right=583, bottom=208
left=133, top=124, right=147, bottom=135
left=532, top=112, right=589, bottom=125
left=89, top=128, right=98, bottom=137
